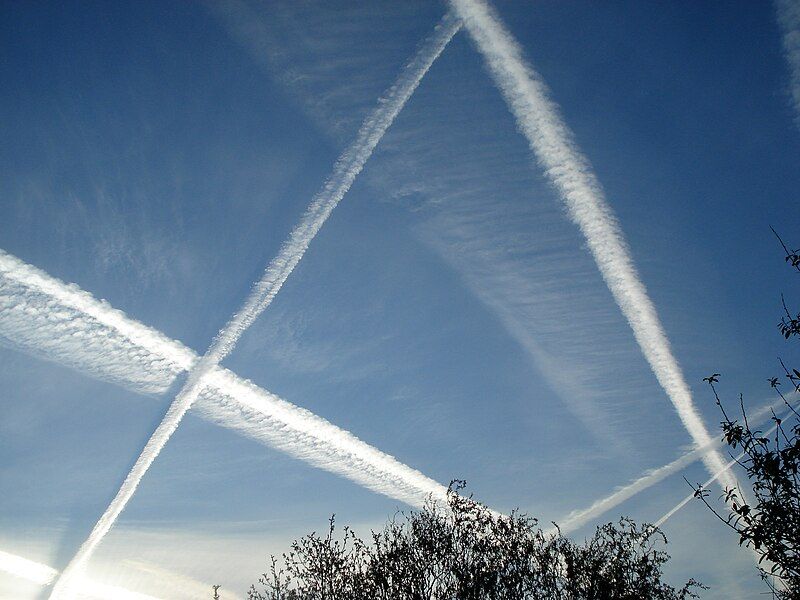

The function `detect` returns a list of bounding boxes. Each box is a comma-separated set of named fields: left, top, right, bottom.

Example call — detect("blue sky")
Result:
left=1, top=1, right=799, bottom=598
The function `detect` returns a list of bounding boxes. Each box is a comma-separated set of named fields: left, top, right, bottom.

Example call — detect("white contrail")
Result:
left=48, top=16, right=460, bottom=596
left=0, top=248, right=447, bottom=507
left=0, top=549, right=162, bottom=600
left=777, top=0, right=800, bottom=126
left=554, top=396, right=793, bottom=535
left=0, top=251, right=192, bottom=393
left=554, top=439, right=725, bottom=536
left=447, top=0, right=735, bottom=491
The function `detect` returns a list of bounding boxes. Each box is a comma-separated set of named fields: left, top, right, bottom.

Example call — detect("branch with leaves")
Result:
left=692, top=229, right=800, bottom=599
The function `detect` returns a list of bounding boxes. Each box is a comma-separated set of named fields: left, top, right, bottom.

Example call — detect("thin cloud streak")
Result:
left=49, top=14, right=461, bottom=597
left=0, top=249, right=447, bottom=509
left=447, top=0, right=735, bottom=491
left=777, top=0, right=800, bottom=126
left=418, top=205, right=644, bottom=454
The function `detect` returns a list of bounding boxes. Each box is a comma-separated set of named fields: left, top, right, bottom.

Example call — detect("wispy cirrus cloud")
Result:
left=417, top=199, right=646, bottom=455
left=207, top=0, right=446, bottom=141
left=777, top=0, right=800, bottom=126
left=208, top=0, right=671, bottom=458
left=447, top=0, right=736, bottom=495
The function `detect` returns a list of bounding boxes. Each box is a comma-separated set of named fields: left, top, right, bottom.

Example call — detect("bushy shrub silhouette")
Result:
left=247, top=482, right=702, bottom=600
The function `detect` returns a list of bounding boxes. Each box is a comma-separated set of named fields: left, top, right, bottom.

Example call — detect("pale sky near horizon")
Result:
left=1, top=1, right=800, bottom=598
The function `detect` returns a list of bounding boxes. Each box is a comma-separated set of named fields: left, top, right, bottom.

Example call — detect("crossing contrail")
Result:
left=47, top=16, right=460, bottom=597
left=553, top=396, right=793, bottom=535
left=777, top=0, right=800, bottom=126
left=447, top=0, right=736, bottom=492
left=0, top=248, right=448, bottom=507
left=654, top=400, right=796, bottom=528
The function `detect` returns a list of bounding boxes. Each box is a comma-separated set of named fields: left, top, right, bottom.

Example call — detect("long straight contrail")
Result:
left=0, top=248, right=448, bottom=506
left=553, top=396, right=793, bottom=535
left=777, top=0, right=800, bottom=126
left=48, top=15, right=460, bottom=597
left=447, top=0, right=735, bottom=491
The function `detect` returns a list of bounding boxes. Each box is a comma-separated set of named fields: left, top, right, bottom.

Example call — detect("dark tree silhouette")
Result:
left=692, top=229, right=800, bottom=599
left=247, top=482, right=703, bottom=600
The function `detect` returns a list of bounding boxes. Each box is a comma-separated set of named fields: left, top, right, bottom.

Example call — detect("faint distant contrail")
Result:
left=0, top=249, right=448, bottom=506
left=49, top=15, right=460, bottom=597
left=555, top=440, right=725, bottom=536
left=653, top=454, right=741, bottom=529
left=777, top=0, right=800, bottom=126
left=554, top=396, right=792, bottom=535
left=447, top=0, right=736, bottom=492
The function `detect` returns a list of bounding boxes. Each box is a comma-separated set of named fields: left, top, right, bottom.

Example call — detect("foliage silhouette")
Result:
left=246, top=482, right=703, bottom=600
left=693, top=229, right=800, bottom=599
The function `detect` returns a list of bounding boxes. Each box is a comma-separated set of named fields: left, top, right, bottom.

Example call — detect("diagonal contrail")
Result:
left=553, top=438, right=726, bottom=537
left=654, top=454, right=741, bottom=529
left=447, top=0, right=737, bottom=493
left=48, top=14, right=461, bottom=598
left=0, top=248, right=447, bottom=507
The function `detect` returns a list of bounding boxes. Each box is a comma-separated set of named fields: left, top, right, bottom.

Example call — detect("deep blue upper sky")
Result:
left=1, top=1, right=799, bottom=598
